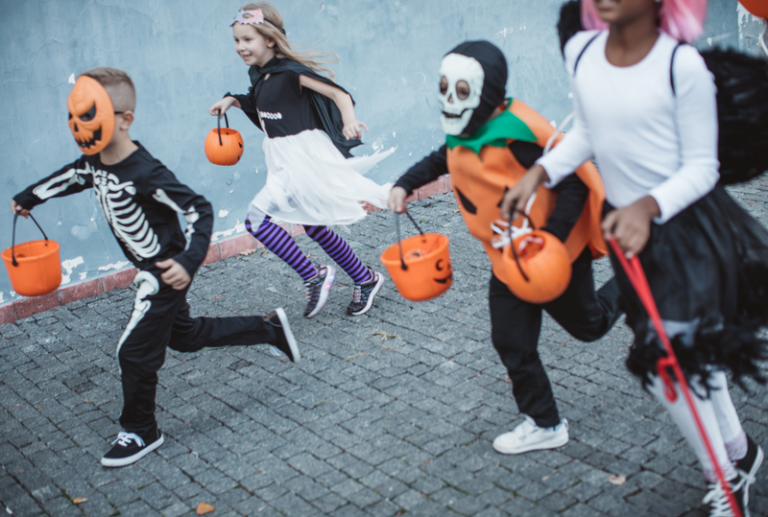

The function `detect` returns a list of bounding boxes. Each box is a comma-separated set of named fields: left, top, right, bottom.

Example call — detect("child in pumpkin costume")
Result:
left=389, top=41, right=622, bottom=454
left=11, top=68, right=300, bottom=468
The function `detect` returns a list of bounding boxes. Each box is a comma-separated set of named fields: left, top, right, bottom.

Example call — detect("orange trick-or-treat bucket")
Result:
left=205, top=112, right=244, bottom=166
left=502, top=227, right=571, bottom=305
left=380, top=212, right=453, bottom=302
left=2, top=213, right=62, bottom=297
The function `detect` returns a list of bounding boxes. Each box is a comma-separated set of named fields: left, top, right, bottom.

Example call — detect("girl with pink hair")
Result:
left=502, top=0, right=768, bottom=515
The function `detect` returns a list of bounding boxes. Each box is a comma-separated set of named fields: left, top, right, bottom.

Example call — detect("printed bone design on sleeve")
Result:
left=32, top=166, right=91, bottom=200
left=92, top=167, right=160, bottom=261
left=152, top=189, right=199, bottom=251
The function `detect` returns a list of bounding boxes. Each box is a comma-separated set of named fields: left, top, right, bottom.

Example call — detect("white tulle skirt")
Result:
left=250, top=129, right=393, bottom=226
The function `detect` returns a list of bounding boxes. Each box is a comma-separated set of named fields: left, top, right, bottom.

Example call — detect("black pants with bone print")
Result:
left=117, top=270, right=277, bottom=440
left=489, top=249, right=622, bottom=428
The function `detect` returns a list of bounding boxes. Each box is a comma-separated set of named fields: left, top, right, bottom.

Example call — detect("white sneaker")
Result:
left=493, top=416, right=569, bottom=455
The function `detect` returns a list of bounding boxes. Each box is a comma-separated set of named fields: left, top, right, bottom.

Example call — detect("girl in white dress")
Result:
left=209, top=2, right=392, bottom=319
left=502, top=0, right=767, bottom=515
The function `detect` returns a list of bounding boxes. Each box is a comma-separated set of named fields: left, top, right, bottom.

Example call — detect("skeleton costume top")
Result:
left=14, top=143, right=214, bottom=278
left=225, top=57, right=393, bottom=227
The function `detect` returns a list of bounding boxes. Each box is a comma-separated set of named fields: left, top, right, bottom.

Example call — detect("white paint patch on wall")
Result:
left=738, top=4, right=766, bottom=54
left=218, top=209, right=230, bottom=218
left=211, top=221, right=246, bottom=242
left=98, top=261, right=130, bottom=272
left=61, top=256, right=84, bottom=285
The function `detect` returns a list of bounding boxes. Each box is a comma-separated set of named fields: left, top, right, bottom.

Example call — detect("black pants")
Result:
left=489, top=249, right=622, bottom=427
left=117, top=271, right=277, bottom=439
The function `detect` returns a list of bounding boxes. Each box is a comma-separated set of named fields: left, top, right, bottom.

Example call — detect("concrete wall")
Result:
left=0, top=0, right=752, bottom=303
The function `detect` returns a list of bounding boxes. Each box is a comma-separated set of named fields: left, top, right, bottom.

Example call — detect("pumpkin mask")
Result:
left=67, top=76, right=115, bottom=155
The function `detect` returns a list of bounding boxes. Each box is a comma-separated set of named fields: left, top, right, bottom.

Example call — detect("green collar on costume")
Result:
left=445, top=99, right=537, bottom=154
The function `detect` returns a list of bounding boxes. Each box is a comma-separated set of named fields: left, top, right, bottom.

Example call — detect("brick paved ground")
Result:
left=1, top=185, right=767, bottom=517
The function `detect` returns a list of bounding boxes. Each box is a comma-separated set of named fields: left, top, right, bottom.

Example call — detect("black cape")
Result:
left=228, top=57, right=361, bottom=158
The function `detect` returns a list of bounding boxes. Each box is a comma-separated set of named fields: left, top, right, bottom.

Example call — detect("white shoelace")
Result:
left=112, top=431, right=145, bottom=448
left=702, top=477, right=746, bottom=517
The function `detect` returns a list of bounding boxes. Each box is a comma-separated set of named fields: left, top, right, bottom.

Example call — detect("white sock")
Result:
left=708, top=371, right=748, bottom=461
left=647, top=373, right=737, bottom=483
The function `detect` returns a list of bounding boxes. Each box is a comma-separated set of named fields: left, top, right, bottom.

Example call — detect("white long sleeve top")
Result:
left=537, top=31, right=719, bottom=223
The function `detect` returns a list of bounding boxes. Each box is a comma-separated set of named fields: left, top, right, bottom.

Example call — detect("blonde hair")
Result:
left=80, top=67, right=136, bottom=111
left=239, top=2, right=338, bottom=81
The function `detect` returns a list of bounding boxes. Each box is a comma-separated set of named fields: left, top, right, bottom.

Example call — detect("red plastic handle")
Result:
left=608, top=238, right=741, bottom=517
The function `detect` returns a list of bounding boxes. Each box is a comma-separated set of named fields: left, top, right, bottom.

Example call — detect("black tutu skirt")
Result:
left=607, top=186, right=768, bottom=390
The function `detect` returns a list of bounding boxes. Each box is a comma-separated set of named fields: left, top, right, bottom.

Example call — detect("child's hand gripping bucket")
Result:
left=501, top=214, right=571, bottom=304
left=205, top=111, right=244, bottom=166
left=2, top=213, right=62, bottom=297
left=380, top=211, right=453, bottom=302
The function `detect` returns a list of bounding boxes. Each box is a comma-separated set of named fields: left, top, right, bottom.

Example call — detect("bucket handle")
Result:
left=11, top=212, right=49, bottom=267
left=216, top=110, right=230, bottom=146
left=507, top=213, right=537, bottom=284
left=395, top=211, right=426, bottom=271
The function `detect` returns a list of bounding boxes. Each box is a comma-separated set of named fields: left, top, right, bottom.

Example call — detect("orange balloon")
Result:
left=740, top=0, right=768, bottom=19
left=502, top=230, right=571, bottom=304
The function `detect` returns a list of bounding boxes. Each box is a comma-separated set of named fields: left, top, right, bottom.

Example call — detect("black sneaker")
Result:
left=702, top=475, right=749, bottom=517
left=265, top=308, right=300, bottom=362
left=733, top=435, right=764, bottom=516
left=304, top=265, right=335, bottom=318
left=101, top=430, right=164, bottom=467
left=347, top=269, right=384, bottom=316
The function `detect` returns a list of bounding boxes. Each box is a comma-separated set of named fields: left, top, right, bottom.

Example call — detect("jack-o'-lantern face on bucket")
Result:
left=67, top=76, right=115, bottom=155
left=434, top=258, right=453, bottom=284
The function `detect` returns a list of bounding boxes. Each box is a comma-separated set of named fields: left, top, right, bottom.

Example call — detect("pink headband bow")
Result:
left=231, top=9, right=286, bottom=34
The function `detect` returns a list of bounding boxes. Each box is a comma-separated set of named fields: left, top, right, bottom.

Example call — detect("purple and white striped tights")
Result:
left=245, top=215, right=372, bottom=284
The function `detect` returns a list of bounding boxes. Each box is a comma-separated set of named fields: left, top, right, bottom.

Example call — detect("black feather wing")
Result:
left=702, top=48, right=768, bottom=185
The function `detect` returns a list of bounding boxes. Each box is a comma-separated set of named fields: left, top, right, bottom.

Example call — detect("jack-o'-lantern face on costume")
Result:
left=67, top=76, right=115, bottom=155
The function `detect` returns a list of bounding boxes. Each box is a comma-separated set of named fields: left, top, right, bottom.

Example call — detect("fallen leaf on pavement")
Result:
left=72, top=497, right=88, bottom=504
left=240, top=249, right=256, bottom=256
left=504, top=376, right=512, bottom=384
left=608, top=475, right=626, bottom=485
left=374, top=330, right=397, bottom=340
left=197, top=502, right=215, bottom=515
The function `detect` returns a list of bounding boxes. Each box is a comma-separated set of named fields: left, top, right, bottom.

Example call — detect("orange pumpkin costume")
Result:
left=394, top=40, right=623, bottom=435
left=444, top=98, right=606, bottom=285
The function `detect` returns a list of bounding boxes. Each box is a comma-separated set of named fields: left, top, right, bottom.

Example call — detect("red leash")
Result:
left=609, top=238, right=741, bottom=517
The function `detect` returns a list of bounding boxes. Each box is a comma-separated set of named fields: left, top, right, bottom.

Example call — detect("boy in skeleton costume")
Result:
left=11, top=68, right=300, bottom=468
left=389, top=42, right=622, bottom=454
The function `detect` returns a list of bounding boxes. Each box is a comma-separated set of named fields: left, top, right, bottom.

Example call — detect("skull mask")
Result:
left=67, top=76, right=115, bottom=155
left=439, top=54, right=484, bottom=136
left=438, top=41, right=508, bottom=137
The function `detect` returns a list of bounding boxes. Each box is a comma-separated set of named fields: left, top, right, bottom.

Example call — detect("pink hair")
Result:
left=581, top=0, right=708, bottom=43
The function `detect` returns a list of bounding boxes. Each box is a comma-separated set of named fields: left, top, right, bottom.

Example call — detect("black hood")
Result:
left=446, top=41, right=508, bottom=136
